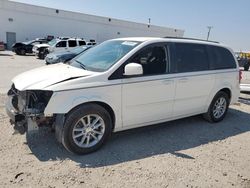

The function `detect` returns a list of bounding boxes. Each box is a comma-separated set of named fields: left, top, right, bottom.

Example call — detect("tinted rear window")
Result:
left=79, top=41, right=86, bottom=46
left=68, top=40, right=77, bottom=47
left=208, top=46, right=236, bottom=69
left=172, top=43, right=209, bottom=73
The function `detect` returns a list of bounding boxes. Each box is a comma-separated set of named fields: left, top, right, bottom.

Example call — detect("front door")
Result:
left=121, top=44, right=176, bottom=127
left=6, top=32, right=16, bottom=50
left=55, top=41, right=68, bottom=52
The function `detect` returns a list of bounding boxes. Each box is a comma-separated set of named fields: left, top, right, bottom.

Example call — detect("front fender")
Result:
left=44, top=86, right=122, bottom=128
left=44, top=92, right=95, bottom=115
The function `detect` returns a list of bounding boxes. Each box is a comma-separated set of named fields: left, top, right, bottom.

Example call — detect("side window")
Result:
left=129, top=46, right=167, bottom=76
left=173, top=43, right=209, bottom=73
left=68, top=40, right=77, bottom=47
left=209, top=46, right=236, bottom=69
left=56, top=41, right=67, bottom=47
left=79, top=40, right=86, bottom=46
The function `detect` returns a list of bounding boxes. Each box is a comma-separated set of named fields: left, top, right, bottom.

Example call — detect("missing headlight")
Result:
left=24, top=90, right=53, bottom=115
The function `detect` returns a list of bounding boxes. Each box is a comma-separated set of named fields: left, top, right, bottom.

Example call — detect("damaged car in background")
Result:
left=45, top=46, right=90, bottom=65
left=6, top=37, right=240, bottom=155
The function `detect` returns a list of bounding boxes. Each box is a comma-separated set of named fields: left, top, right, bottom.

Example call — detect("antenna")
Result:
left=207, top=26, right=213, bottom=41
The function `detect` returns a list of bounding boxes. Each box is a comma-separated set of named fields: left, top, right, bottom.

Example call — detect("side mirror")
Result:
left=124, top=63, right=143, bottom=76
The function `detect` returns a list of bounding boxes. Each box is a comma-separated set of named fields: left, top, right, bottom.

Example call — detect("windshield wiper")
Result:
left=75, top=60, right=86, bottom=70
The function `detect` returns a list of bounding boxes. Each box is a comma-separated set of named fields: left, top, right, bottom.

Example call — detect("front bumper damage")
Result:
left=5, top=85, right=54, bottom=134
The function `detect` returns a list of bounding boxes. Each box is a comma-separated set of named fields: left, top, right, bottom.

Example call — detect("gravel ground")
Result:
left=0, top=52, right=250, bottom=188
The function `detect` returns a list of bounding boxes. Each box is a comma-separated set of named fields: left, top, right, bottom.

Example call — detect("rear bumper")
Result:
left=240, top=84, right=250, bottom=92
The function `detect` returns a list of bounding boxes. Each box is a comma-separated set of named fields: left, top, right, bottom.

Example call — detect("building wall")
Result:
left=0, top=0, right=184, bottom=45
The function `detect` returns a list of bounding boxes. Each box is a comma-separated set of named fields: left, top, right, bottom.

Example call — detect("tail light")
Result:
left=239, top=70, right=242, bottom=83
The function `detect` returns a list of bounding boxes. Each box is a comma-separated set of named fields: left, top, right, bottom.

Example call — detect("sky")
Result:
left=12, top=0, right=250, bottom=51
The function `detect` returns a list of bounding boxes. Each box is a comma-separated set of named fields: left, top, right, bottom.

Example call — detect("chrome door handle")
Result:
left=162, top=80, right=173, bottom=85
left=179, top=78, right=188, bottom=83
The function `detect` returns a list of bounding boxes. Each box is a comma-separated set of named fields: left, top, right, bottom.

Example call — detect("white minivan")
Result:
left=6, top=37, right=240, bottom=154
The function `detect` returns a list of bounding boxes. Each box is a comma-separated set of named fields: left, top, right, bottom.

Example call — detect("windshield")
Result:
left=48, top=39, right=58, bottom=46
left=69, top=40, right=141, bottom=72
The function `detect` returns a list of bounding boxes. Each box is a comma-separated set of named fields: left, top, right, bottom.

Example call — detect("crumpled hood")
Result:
left=34, top=43, right=50, bottom=48
left=12, top=63, right=93, bottom=91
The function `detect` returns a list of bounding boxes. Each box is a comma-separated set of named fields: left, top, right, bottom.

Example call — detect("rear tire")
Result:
left=203, top=91, right=230, bottom=123
left=62, top=104, right=112, bottom=155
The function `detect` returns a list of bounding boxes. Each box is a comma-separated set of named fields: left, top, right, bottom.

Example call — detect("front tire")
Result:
left=20, top=49, right=26, bottom=55
left=62, top=104, right=112, bottom=154
left=203, top=91, right=230, bottom=123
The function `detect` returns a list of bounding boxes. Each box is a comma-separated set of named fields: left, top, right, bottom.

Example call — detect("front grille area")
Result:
left=7, top=84, right=53, bottom=115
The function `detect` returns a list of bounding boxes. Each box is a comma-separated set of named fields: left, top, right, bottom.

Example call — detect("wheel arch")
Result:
left=66, top=101, right=116, bottom=131
left=219, top=88, right=231, bottom=100
left=205, top=86, right=232, bottom=112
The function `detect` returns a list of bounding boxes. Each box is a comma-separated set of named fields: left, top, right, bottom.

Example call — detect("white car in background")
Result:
left=32, top=37, right=87, bottom=59
left=6, top=37, right=240, bottom=154
left=47, top=38, right=87, bottom=53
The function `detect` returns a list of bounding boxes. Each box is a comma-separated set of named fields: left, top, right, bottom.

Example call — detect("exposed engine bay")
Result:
left=6, top=84, right=54, bottom=134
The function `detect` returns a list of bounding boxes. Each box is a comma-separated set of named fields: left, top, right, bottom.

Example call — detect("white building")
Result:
left=0, top=0, right=184, bottom=49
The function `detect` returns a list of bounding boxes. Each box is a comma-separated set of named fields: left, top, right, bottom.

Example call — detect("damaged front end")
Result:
left=5, top=84, right=54, bottom=134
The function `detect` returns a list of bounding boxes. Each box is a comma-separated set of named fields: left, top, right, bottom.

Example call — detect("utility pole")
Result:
left=207, top=26, right=213, bottom=41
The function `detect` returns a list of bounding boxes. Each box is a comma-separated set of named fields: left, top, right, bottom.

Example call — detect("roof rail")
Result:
left=164, top=36, right=219, bottom=44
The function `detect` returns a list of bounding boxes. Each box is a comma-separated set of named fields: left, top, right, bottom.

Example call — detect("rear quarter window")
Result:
left=208, top=46, right=236, bottom=69
left=79, top=40, right=86, bottom=46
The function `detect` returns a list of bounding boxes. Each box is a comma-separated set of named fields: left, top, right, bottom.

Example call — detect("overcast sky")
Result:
left=12, top=0, right=250, bottom=51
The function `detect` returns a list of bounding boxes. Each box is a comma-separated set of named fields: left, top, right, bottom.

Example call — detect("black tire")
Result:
left=38, top=53, right=43, bottom=59
left=20, top=49, right=26, bottom=55
left=43, top=50, right=49, bottom=59
left=62, top=104, right=112, bottom=154
left=38, top=49, right=48, bottom=59
left=203, top=91, right=230, bottom=123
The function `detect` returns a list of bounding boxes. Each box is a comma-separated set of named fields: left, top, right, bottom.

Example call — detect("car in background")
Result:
left=33, top=37, right=87, bottom=59
left=0, top=41, right=5, bottom=51
left=236, top=51, right=250, bottom=71
left=47, top=38, right=88, bottom=53
left=86, top=39, right=97, bottom=46
left=45, top=46, right=90, bottom=65
left=12, top=38, right=48, bottom=55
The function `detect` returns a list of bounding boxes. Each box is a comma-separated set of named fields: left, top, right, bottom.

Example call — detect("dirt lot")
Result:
left=0, top=52, right=250, bottom=188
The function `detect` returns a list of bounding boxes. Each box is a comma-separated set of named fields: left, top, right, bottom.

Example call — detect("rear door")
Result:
left=170, top=42, right=215, bottom=117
